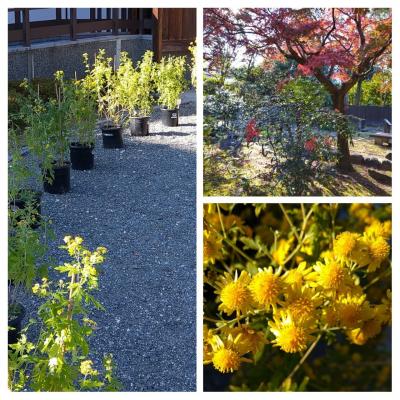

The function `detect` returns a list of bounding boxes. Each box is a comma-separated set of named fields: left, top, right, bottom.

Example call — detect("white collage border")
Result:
left=0, top=1, right=398, bottom=399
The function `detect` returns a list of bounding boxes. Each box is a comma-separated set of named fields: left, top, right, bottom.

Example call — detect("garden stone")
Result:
left=381, top=160, right=392, bottom=171
left=350, top=154, right=364, bottom=165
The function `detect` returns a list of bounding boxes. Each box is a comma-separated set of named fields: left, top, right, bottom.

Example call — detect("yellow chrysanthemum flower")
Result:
left=203, top=230, right=224, bottom=266
left=282, top=261, right=314, bottom=287
left=249, top=267, right=282, bottom=311
left=347, top=317, right=382, bottom=345
left=348, top=204, right=374, bottom=225
left=283, top=285, right=322, bottom=322
left=215, top=270, right=253, bottom=316
left=212, top=348, right=241, bottom=373
left=367, top=237, right=390, bottom=272
left=223, top=325, right=267, bottom=355
left=272, top=238, right=292, bottom=266
left=375, top=290, right=392, bottom=325
left=335, top=294, right=373, bottom=329
left=321, top=306, right=338, bottom=327
left=269, top=311, right=315, bottom=353
left=206, top=334, right=252, bottom=373
left=334, top=232, right=360, bottom=259
left=365, top=220, right=391, bottom=240
left=312, top=259, right=351, bottom=294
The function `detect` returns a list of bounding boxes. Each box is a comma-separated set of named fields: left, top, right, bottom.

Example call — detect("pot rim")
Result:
left=129, top=115, right=150, bottom=120
left=160, top=106, right=179, bottom=111
left=70, top=142, right=95, bottom=149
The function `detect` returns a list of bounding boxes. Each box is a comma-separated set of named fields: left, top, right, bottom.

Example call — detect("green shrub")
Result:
left=154, top=55, right=187, bottom=110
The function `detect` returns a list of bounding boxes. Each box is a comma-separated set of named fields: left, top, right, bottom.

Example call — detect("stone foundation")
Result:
left=9, top=35, right=152, bottom=80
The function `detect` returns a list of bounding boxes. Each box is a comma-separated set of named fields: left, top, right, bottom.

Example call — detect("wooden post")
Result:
left=15, top=9, right=21, bottom=25
left=112, top=8, right=118, bottom=35
left=152, top=8, right=163, bottom=61
left=70, top=8, right=77, bottom=40
left=56, top=8, right=62, bottom=21
left=139, top=9, right=144, bottom=35
left=22, top=8, right=30, bottom=46
left=90, top=8, right=96, bottom=21
left=121, top=8, right=127, bottom=32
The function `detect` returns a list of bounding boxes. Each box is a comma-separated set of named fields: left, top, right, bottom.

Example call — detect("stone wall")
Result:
left=8, top=35, right=153, bottom=81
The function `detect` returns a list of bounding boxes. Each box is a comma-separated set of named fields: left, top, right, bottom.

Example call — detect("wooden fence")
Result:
left=8, top=8, right=152, bottom=46
left=347, top=105, right=392, bottom=125
left=8, top=8, right=195, bottom=61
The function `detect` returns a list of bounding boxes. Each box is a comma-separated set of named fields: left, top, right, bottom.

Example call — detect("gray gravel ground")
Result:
left=20, top=91, right=197, bottom=391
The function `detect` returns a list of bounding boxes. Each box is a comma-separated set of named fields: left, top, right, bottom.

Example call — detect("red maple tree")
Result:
left=204, top=8, right=392, bottom=171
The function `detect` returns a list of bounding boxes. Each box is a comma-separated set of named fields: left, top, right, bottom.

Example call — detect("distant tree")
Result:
left=349, top=70, right=392, bottom=106
left=204, top=8, right=392, bottom=171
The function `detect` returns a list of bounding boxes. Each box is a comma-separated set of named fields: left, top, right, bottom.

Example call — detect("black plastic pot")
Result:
left=43, top=162, right=71, bottom=194
left=8, top=303, right=25, bottom=346
left=70, top=142, right=94, bottom=170
left=161, top=107, right=179, bottom=127
left=130, top=116, right=149, bottom=136
left=101, top=126, right=123, bottom=148
left=9, top=190, right=42, bottom=229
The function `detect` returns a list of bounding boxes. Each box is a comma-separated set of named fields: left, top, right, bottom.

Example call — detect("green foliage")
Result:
left=154, top=55, right=187, bottom=110
left=249, top=100, right=354, bottom=196
left=9, top=236, right=121, bottom=392
left=82, top=50, right=125, bottom=127
left=19, top=71, right=71, bottom=181
left=8, top=217, right=48, bottom=306
left=348, top=70, right=392, bottom=106
left=9, top=78, right=58, bottom=130
left=230, top=61, right=296, bottom=114
left=116, top=51, right=155, bottom=117
left=8, top=129, right=51, bottom=308
left=8, top=127, right=37, bottom=196
left=67, top=78, right=97, bottom=146
left=188, top=41, right=197, bottom=88
left=279, top=76, right=330, bottom=109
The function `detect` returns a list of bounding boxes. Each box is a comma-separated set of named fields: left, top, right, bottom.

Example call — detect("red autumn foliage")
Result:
left=245, top=119, right=260, bottom=143
left=304, top=136, right=317, bottom=152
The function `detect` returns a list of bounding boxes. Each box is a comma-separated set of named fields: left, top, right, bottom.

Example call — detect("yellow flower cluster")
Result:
left=203, top=205, right=391, bottom=374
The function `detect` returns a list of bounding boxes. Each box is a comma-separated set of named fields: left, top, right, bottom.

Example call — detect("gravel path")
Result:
left=21, top=92, right=197, bottom=391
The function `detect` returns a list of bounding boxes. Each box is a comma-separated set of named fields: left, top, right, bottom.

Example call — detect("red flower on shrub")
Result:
left=323, top=136, right=334, bottom=148
left=304, top=136, right=317, bottom=152
left=245, top=119, right=260, bottom=143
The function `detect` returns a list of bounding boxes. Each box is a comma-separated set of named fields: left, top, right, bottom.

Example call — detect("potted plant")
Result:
left=8, top=127, right=42, bottom=229
left=21, top=72, right=72, bottom=194
left=154, top=55, right=187, bottom=127
left=82, top=50, right=126, bottom=148
left=67, top=79, right=97, bottom=170
left=116, top=51, right=155, bottom=136
left=8, top=236, right=121, bottom=392
left=8, top=214, right=47, bottom=346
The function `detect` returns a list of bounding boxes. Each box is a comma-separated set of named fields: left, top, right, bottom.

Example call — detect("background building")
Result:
left=8, top=8, right=196, bottom=80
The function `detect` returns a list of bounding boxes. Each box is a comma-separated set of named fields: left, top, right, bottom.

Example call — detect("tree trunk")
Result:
left=332, top=93, right=354, bottom=172
left=354, top=79, right=363, bottom=106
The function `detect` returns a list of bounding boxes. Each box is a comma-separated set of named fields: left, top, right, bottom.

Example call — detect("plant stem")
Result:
left=363, top=266, right=392, bottom=290
left=280, top=204, right=300, bottom=241
left=282, top=205, right=314, bottom=265
left=217, top=204, right=227, bottom=238
left=223, top=237, right=254, bottom=263
left=280, top=333, right=322, bottom=389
